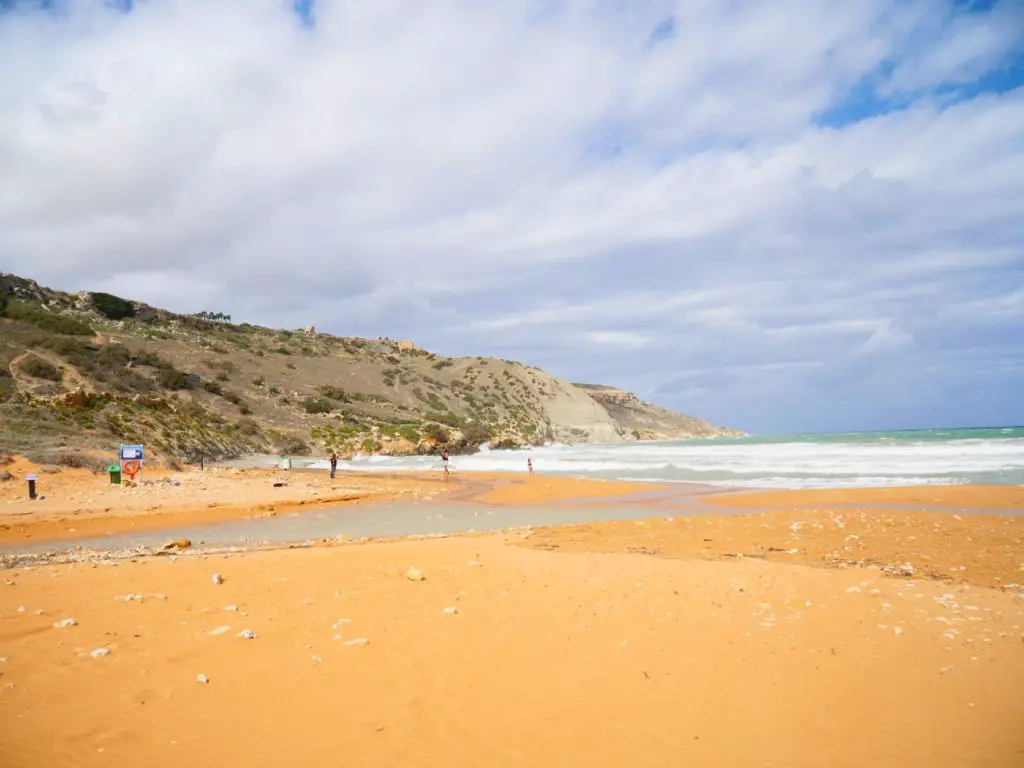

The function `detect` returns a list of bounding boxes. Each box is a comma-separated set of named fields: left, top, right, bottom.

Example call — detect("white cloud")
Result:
left=583, top=331, right=651, bottom=349
left=0, top=0, right=1021, bottom=432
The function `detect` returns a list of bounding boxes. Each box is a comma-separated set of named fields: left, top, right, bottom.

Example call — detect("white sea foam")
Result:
left=316, top=430, right=1024, bottom=489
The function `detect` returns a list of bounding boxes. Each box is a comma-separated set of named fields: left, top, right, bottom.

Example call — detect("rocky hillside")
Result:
left=576, top=385, right=743, bottom=440
left=0, top=273, right=739, bottom=465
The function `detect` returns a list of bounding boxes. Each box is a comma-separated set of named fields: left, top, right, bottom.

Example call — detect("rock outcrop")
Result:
left=576, top=384, right=743, bottom=440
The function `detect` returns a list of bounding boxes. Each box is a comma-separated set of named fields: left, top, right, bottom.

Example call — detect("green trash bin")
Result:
left=108, top=464, right=121, bottom=485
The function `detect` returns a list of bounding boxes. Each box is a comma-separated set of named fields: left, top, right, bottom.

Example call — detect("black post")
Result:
left=200, top=453, right=204, bottom=471
left=28, top=478, right=36, bottom=500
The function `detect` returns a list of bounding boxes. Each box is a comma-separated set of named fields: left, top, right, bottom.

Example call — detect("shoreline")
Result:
left=1, top=453, right=1023, bottom=549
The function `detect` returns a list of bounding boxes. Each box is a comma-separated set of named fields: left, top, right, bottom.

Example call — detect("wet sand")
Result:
left=703, top=485, right=1024, bottom=511
left=0, top=459, right=657, bottom=546
left=1, top=461, right=1023, bottom=767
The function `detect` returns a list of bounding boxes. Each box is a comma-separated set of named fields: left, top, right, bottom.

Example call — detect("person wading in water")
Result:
left=329, top=451, right=338, bottom=480
left=441, top=449, right=450, bottom=480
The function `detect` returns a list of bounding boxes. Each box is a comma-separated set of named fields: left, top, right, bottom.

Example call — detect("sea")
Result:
left=325, top=427, right=1024, bottom=489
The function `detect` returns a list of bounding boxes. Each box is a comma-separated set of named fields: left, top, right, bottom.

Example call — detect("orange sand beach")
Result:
left=1, top=458, right=1023, bottom=767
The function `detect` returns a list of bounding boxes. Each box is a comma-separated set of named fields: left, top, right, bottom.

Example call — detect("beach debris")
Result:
left=209, top=625, right=231, bottom=636
left=17, top=605, right=26, bottom=613
left=882, top=563, right=916, bottom=577
left=467, top=560, right=483, bottom=568
left=237, top=629, right=256, bottom=640
left=405, top=567, right=425, bottom=582
left=344, top=637, right=369, bottom=647
left=53, top=618, right=77, bottom=629
left=893, top=627, right=903, bottom=636
left=844, top=586, right=861, bottom=594
left=224, top=604, right=238, bottom=612
left=115, top=593, right=144, bottom=602
left=331, top=619, right=352, bottom=630
left=90, top=648, right=111, bottom=658
left=443, top=606, right=459, bottom=615
left=163, top=539, right=191, bottom=550
left=197, top=673, right=210, bottom=684
left=211, top=573, right=224, bottom=585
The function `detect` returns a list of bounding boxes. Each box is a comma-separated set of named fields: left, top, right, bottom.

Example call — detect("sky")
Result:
left=1, top=1, right=1022, bottom=435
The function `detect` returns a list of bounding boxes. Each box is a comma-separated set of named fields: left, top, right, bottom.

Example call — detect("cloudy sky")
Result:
left=1, top=0, right=1022, bottom=434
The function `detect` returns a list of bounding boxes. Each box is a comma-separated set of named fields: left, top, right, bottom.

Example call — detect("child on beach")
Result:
left=527, top=457, right=533, bottom=475
left=329, top=451, right=337, bottom=480
left=442, top=449, right=450, bottom=480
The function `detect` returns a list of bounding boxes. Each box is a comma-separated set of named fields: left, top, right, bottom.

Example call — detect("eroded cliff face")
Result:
left=521, top=373, right=625, bottom=444
left=575, top=385, right=743, bottom=440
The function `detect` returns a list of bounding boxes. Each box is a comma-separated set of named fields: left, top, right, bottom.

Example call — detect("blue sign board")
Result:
left=119, top=444, right=144, bottom=462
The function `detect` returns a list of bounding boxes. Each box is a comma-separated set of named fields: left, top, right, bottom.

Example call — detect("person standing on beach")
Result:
left=527, top=456, right=533, bottom=476
left=329, top=451, right=338, bottom=480
left=441, top=449, right=450, bottom=480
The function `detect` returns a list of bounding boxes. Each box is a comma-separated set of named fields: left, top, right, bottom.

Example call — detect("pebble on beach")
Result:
left=212, top=573, right=224, bottom=585
left=53, top=618, right=77, bottom=629
left=405, top=567, right=425, bottom=582
left=90, top=648, right=110, bottom=658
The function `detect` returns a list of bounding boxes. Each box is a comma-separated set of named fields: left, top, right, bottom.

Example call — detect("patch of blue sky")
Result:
left=648, top=15, right=675, bottom=47
left=815, top=53, right=1024, bottom=128
left=293, top=0, right=314, bottom=28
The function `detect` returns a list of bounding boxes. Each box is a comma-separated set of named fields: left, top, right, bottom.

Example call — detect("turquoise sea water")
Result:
left=327, top=427, right=1024, bottom=489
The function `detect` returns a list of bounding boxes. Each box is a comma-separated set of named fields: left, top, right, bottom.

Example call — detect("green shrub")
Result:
left=398, top=425, right=421, bottom=443
left=237, top=419, right=260, bottom=436
left=276, top=435, right=309, bottom=455
left=299, top=396, right=333, bottom=414
left=318, top=385, right=347, bottom=401
left=426, top=410, right=463, bottom=428
left=461, top=422, right=491, bottom=446
left=131, top=349, right=167, bottom=368
left=422, top=423, right=449, bottom=443
left=361, top=438, right=381, bottom=453
left=6, top=301, right=94, bottom=336
left=91, top=292, right=135, bottom=320
left=203, top=381, right=223, bottom=396
left=158, top=367, right=190, bottom=390
left=18, top=355, right=62, bottom=381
